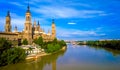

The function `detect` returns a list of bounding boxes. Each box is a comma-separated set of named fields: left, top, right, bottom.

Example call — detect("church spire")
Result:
left=25, top=1, right=31, bottom=21
left=7, top=10, right=10, bottom=17
left=37, top=21, right=40, bottom=25
left=26, top=0, right=30, bottom=13
left=52, top=19, right=55, bottom=24
left=26, top=5, right=30, bottom=13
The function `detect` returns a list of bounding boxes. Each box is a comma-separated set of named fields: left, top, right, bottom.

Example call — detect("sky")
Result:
left=0, top=0, right=120, bottom=41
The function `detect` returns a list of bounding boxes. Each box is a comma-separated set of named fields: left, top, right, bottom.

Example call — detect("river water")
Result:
left=0, top=44, right=120, bottom=70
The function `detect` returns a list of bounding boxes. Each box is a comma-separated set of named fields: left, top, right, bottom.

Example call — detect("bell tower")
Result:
left=5, top=11, right=11, bottom=32
left=24, top=5, right=32, bottom=44
left=51, top=19, right=56, bottom=40
left=26, top=5, right=31, bottom=22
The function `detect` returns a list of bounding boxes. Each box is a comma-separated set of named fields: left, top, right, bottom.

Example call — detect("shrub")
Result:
left=0, top=47, right=26, bottom=66
left=22, top=39, right=28, bottom=45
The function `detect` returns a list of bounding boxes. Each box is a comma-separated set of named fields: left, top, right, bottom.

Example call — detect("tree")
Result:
left=0, top=38, right=26, bottom=66
left=0, top=38, right=12, bottom=54
left=33, top=37, right=43, bottom=47
left=47, top=43, right=61, bottom=53
left=22, top=39, right=28, bottom=45
left=53, top=38, right=57, bottom=44
left=86, top=40, right=120, bottom=50
left=33, top=37, right=66, bottom=53
left=59, top=40, right=66, bottom=46
left=0, top=47, right=26, bottom=66
left=38, top=37, right=43, bottom=46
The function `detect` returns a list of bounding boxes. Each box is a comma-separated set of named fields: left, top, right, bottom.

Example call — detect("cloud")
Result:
left=68, top=22, right=76, bottom=25
left=32, top=6, right=109, bottom=18
left=11, top=18, right=25, bottom=31
left=62, top=1, right=91, bottom=7
left=6, top=1, right=111, bottom=19
left=56, top=27, right=106, bottom=39
left=99, top=13, right=114, bottom=16
left=9, top=2, right=24, bottom=7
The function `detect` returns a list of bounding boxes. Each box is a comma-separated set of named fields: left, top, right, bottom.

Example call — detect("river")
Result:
left=0, top=44, right=120, bottom=70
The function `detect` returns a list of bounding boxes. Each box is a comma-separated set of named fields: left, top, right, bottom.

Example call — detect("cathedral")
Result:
left=0, top=5, right=56, bottom=45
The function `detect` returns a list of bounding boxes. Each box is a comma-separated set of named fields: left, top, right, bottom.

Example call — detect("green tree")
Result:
left=33, top=37, right=44, bottom=48
left=0, top=38, right=12, bottom=54
left=0, top=47, right=26, bottom=66
left=47, top=43, right=61, bottom=53
left=59, top=40, right=66, bottom=46
left=33, top=37, right=66, bottom=53
left=86, top=40, right=120, bottom=50
left=53, top=38, right=57, bottom=44
left=22, top=39, right=28, bottom=45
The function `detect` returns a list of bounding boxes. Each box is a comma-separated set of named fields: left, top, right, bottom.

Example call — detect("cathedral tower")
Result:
left=51, top=19, right=56, bottom=40
left=5, top=11, right=11, bottom=32
left=24, top=5, right=32, bottom=44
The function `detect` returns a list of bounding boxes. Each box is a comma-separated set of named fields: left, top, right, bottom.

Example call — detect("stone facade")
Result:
left=0, top=5, right=56, bottom=45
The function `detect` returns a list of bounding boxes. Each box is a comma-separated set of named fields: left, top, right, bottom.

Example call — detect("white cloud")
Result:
left=62, top=1, right=91, bottom=7
left=99, top=13, right=113, bottom=16
left=68, top=22, right=76, bottom=25
left=32, top=6, right=109, bottom=18
left=24, top=0, right=54, bottom=5
left=9, top=2, right=24, bottom=7
left=7, top=1, right=111, bottom=19
left=11, top=18, right=25, bottom=31
left=56, top=27, right=106, bottom=38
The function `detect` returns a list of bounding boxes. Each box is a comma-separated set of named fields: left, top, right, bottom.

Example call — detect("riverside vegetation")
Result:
left=33, top=37, right=67, bottom=53
left=84, top=40, right=120, bottom=50
left=0, top=38, right=26, bottom=66
left=0, top=37, right=66, bottom=67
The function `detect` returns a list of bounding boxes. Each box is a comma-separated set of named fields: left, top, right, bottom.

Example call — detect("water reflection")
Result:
left=52, top=60, right=56, bottom=70
left=0, top=49, right=66, bottom=70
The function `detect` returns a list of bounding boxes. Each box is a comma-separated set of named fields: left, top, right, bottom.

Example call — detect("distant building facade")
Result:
left=0, top=5, right=56, bottom=44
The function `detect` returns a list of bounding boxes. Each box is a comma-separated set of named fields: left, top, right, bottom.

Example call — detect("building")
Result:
left=0, top=5, right=56, bottom=45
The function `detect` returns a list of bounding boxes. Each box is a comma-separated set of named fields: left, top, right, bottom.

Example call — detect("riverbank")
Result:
left=78, top=40, right=120, bottom=50
left=26, top=46, right=66, bottom=60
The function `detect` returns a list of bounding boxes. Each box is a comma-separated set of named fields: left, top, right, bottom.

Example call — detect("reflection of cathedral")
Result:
left=0, top=5, right=56, bottom=44
left=52, top=60, right=56, bottom=70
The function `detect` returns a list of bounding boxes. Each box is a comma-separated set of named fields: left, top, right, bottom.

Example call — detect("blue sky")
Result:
left=0, top=0, right=120, bottom=40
